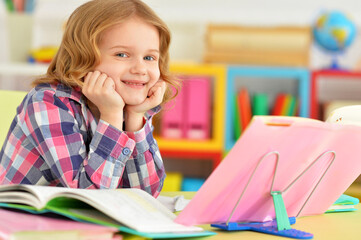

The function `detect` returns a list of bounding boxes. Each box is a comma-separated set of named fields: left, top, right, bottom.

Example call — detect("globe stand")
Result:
left=330, top=55, right=341, bottom=70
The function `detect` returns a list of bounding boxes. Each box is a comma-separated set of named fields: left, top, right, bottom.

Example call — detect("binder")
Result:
left=161, top=83, right=186, bottom=138
left=184, top=77, right=211, bottom=139
left=176, top=115, right=361, bottom=238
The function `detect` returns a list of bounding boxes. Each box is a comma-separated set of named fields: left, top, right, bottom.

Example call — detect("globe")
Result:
left=313, top=11, right=356, bottom=53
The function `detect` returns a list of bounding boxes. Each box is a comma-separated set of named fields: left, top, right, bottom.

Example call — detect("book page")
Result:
left=0, top=192, right=40, bottom=208
left=53, top=188, right=203, bottom=233
left=0, top=185, right=203, bottom=233
left=0, top=184, right=66, bottom=209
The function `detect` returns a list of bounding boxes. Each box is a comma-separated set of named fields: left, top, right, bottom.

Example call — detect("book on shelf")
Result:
left=238, top=88, right=252, bottom=131
left=281, top=94, right=297, bottom=116
left=0, top=208, right=120, bottom=240
left=252, top=93, right=268, bottom=116
left=0, top=184, right=215, bottom=239
left=286, top=96, right=298, bottom=116
left=272, top=93, right=297, bottom=116
left=272, top=93, right=287, bottom=115
left=233, top=93, right=242, bottom=139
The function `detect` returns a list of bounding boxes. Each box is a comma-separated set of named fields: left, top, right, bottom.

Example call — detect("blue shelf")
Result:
left=225, top=66, right=311, bottom=151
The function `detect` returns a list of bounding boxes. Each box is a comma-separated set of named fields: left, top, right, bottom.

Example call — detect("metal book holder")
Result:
left=211, top=150, right=336, bottom=239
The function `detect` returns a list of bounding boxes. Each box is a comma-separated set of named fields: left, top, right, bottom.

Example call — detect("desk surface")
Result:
left=162, top=192, right=361, bottom=240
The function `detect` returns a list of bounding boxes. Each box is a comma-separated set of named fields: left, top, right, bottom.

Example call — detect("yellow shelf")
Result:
left=155, top=137, right=222, bottom=152
left=159, top=62, right=226, bottom=153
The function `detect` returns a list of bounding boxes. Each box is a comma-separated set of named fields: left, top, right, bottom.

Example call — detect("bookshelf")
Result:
left=225, top=66, right=310, bottom=151
left=310, top=70, right=361, bottom=120
left=155, top=63, right=226, bottom=181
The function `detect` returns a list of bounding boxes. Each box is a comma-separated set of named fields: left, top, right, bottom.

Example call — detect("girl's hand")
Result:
left=125, top=79, right=166, bottom=114
left=124, top=80, right=166, bottom=132
left=82, top=71, right=125, bottom=129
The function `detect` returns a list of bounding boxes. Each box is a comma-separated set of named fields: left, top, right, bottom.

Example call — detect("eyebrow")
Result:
left=110, top=45, right=159, bottom=53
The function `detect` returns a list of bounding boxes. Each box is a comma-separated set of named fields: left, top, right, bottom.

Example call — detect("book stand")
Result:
left=176, top=116, right=361, bottom=239
left=211, top=150, right=336, bottom=239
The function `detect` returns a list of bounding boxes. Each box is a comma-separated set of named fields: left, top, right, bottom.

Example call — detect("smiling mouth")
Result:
left=122, top=81, right=146, bottom=86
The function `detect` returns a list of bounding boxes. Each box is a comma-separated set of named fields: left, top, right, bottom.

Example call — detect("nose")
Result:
left=130, top=58, right=146, bottom=75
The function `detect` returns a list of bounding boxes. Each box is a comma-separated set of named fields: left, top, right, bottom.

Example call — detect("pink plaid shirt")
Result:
left=0, top=83, right=165, bottom=197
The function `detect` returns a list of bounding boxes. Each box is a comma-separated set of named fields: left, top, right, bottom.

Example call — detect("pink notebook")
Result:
left=0, top=208, right=119, bottom=239
left=176, top=116, right=361, bottom=225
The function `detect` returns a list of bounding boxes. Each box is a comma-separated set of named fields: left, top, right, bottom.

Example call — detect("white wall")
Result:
left=143, top=0, right=361, bottom=69
left=144, top=0, right=361, bottom=25
left=0, top=2, right=9, bottom=63
left=2, top=0, right=361, bottom=69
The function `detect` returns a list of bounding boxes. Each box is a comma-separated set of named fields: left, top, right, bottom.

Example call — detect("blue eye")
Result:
left=144, top=56, right=155, bottom=61
left=116, top=53, right=128, bottom=58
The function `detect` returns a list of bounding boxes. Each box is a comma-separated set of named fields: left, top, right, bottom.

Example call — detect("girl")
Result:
left=0, top=0, right=177, bottom=197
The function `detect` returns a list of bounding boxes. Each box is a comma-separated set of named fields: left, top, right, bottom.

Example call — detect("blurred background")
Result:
left=1, top=0, right=361, bottom=195
left=2, top=0, right=361, bottom=69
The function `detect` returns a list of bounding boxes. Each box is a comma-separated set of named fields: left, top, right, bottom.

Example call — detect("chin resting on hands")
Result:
left=125, top=79, right=167, bottom=114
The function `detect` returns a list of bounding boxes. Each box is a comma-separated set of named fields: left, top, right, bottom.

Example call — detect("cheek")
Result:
left=114, top=79, right=123, bottom=94
left=93, top=60, right=118, bottom=79
left=150, top=69, right=161, bottom=84
left=94, top=66, right=114, bottom=79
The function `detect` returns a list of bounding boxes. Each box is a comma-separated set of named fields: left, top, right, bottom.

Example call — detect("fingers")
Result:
left=94, top=73, right=108, bottom=90
left=103, top=77, right=115, bottom=91
left=83, top=71, right=115, bottom=97
left=84, top=71, right=100, bottom=91
left=148, top=79, right=166, bottom=97
left=145, top=80, right=166, bottom=109
left=84, top=71, right=108, bottom=91
left=124, top=79, right=166, bottom=115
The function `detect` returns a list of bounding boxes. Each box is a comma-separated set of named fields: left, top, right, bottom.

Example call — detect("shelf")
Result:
left=310, top=70, right=361, bottom=119
left=0, top=62, right=48, bottom=76
left=159, top=62, right=226, bottom=152
left=225, top=66, right=310, bottom=151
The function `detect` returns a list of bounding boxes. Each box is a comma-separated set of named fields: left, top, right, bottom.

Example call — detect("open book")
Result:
left=0, top=184, right=214, bottom=239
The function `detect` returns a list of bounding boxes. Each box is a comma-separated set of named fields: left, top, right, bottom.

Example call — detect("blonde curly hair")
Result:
left=32, top=0, right=178, bottom=103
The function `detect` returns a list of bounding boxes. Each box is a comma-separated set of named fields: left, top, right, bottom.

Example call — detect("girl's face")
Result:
left=95, top=16, right=161, bottom=105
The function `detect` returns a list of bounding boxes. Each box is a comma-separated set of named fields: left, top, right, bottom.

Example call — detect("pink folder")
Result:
left=184, top=77, right=211, bottom=139
left=176, top=116, right=361, bottom=225
left=161, top=83, right=186, bottom=138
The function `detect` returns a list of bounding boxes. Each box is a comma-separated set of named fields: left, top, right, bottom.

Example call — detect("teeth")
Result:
left=123, top=81, right=144, bottom=86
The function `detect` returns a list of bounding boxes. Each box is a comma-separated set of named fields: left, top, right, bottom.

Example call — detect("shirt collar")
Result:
left=53, top=83, right=84, bottom=104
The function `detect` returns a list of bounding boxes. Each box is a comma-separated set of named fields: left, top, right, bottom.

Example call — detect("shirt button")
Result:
left=122, top=147, right=131, bottom=155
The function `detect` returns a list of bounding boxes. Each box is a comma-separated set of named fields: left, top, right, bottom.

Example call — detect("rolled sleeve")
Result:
left=122, top=105, right=165, bottom=197
left=93, top=120, right=135, bottom=160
